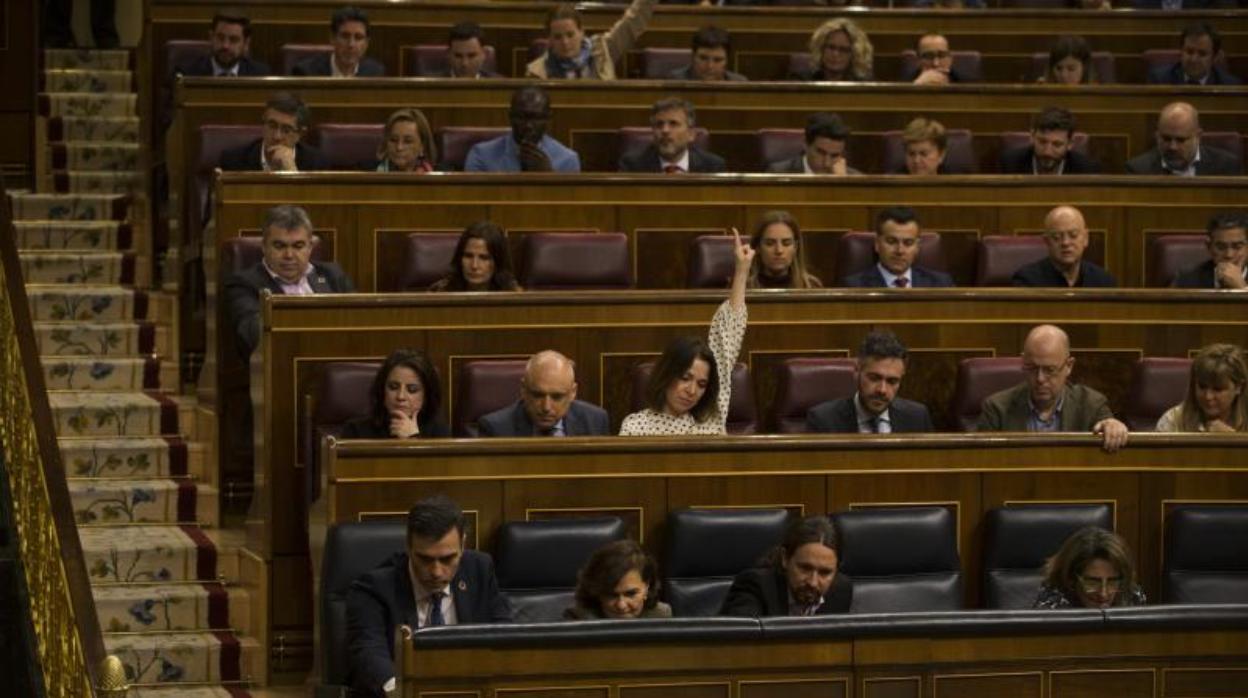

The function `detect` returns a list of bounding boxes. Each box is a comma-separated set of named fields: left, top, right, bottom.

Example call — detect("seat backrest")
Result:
left=899, top=50, right=983, bottom=82
left=642, top=47, right=691, bottom=78
left=1146, top=234, right=1208, bottom=288
left=833, top=506, right=963, bottom=613
left=630, top=361, right=757, bottom=434
left=281, top=43, right=333, bottom=75
left=435, top=126, right=511, bottom=171
left=882, top=128, right=975, bottom=174
left=454, top=359, right=527, bottom=436
left=834, top=231, right=946, bottom=282
left=770, top=357, right=858, bottom=433
left=494, top=517, right=627, bottom=622
left=952, top=357, right=1026, bottom=432
left=1164, top=504, right=1248, bottom=604
left=663, top=508, right=791, bottom=616
left=1122, top=357, right=1192, bottom=432
left=401, top=43, right=498, bottom=76
left=787, top=52, right=815, bottom=78
left=220, top=234, right=329, bottom=276
left=998, top=131, right=1091, bottom=158
left=320, top=521, right=407, bottom=686
left=1142, top=48, right=1180, bottom=73
left=521, top=232, right=633, bottom=290
left=197, top=124, right=264, bottom=223
left=1028, top=52, right=1116, bottom=84
left=981, top=504, right=1114, bottom=609
left=756, top=128, right=805, bottom=172
left=975, top=235, right=1048, bottom=287
left=686, top=235, right=735, bottom=288
left=1202, top=131, right=1245, bottom=168
left=390, top=233, right=460, bottom=291
left=165, top=39, right=211, bottom=76
left=315, top=123, right=385, bottom=170
left=617, top=126, right=712, bottom=166
left=305, top=361, right=380, bottom=498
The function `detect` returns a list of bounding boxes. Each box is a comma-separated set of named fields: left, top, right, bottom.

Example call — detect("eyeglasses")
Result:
left=919, top=50, right=951, bottom=61
left=1076, top=574, right=1122, bottom=594
left=263, top=119, right=301, bottom=137
left=1022, top=362, right=1068, bottom=379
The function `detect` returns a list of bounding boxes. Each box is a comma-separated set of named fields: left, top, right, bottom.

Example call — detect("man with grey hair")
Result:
left=223, top=204, right=354, bottom=358
left=1125, top=102, right=1242, bottom=176
left=618, top=97, right=726, bottom=173
left=478, top=350, right=610, bottom=436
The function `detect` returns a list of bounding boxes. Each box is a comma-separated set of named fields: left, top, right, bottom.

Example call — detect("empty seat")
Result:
left=389, top=232, right=460, bottom=291
left=165, top=39, right=211, bottom=76
left=952, top=357, right=1026, bottom=431
left=770, top=357, right=858, bottom=433
left=998, top=131, right=1091, bottom=158
left=833, top=506, right=963, bottom=612
left=494, top=517, right=627, bottom=622
left=686, top=235, right=735, bottom=288
left=435, top=127, right=511, bottom=171
left=1202, top=131, right=1245, bottom=169
left=1122, top=357, right=1192, bottom=432
left=616, top=127, right=712, bottom=168
left=1029, top=52, right=1116, bottom=84
left=834, top=231, right=946, bottom=283
left=401, top=43, right=498, bottom=77
left=521, top=232, right=633, bottom=290
left=1147, top=234, right=1208, bottom=288
left=899, top=50, right=983, bottom=82
left=975, top=235, right=1048, bottom=287
left=281, top=43, right=333, bottom=75
left=196, top=124, right=263, bottom=223
left=315, top=123, right=385, bottom=171
left=641, top=47, right=691, bottom=78
left=454, top=360, right=526, bottom=437
left=663, top=508, right=791, bottom=616
left=1164, top=504, right=1248, bottom=604
left=882, top=128, right=976, bottom=174
left=304, top=361, right=380, bottom=502
left=982, top=503, right=1114, bottom=609
left=755, top=128, right=805, bottom=172
left=630, top=361, right=758, bottom=434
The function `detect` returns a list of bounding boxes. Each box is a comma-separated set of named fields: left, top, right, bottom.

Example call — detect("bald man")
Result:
left=977, top=325, right=1129, bottom=452
left=1012, top=206, right=1116, bottom=288
left=1125, top=102, right=1242, bottom=176
left=478, top=351, right=610, bottom=436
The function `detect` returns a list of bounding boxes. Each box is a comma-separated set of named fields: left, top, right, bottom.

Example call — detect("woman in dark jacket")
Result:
left=340, top=348, right=449, bottom=438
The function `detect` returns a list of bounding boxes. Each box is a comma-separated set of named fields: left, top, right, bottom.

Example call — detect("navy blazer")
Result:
left=840, top=265, right=955, bottom=288
left=478, top=400, right=610, bottom=437
left=619, top=144, right=726, bottom=173
left=290, top=52, right=386, bottom=77
left=1147, top=61, right=1241, bottom=86
left=719, top=566, right=853, bottom=617
left=806, top=396, right=935, bottom=434
left=1125, top=146, right=1242, bottom=176
left=346, top=551, right=512, bottom=697
left=1172, top=259, right=1247, bottom=289
left=223, top=261, right=354, bottom=358
left=999, top=146, right=1101, bottom=175
left=174, top=54, right=271, bottom=77
left=1011, top=258, right=1117, bottom=288
left=218, top=138, right=330, bottom=172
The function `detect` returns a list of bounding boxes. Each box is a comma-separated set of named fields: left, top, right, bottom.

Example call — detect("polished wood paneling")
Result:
left=1050, top=669, right=1155, bottom=698
left=497, top=689, right=608, bottom=698
left=740, top=678, right=848, bottom=698
left=1163, top=667, right=1248, bottom=697
left=620, top=684, right=730, bottom=698
left=932, top=673, right=1041, bottom=698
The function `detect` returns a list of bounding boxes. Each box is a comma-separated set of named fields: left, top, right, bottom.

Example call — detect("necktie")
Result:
left=663, top=164, right=683, bottom=174
left=893, top=277, right=909, bottom=288
left=869, top=416, right=881, bottom=434
left=537, top=427, right=556, bottom=437
left=427, top=591, right=445, bottom=627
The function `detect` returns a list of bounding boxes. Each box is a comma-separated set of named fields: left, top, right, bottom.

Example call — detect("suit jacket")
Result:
left=346, top=551, right=512, bottom=697
left=719, top=566, right=853, bottom=617
left=1172, top=259, right=1247, bottom=289
left=1011, top=258, right=1117, bottom=288
left=766, top=154, right=862, bottom=175
left=1124, top=146, right=1243, bottom=176
left=218, top=138, right=330, bottom=172
left=478, top=400, right=611, bottom=437
left=223, top=261, right=354, bottom=359
left=806, top=396, right=935, bottom=433
left=901, top=66, right=969, bottom=83
left=1148, top=62, right=1242, bottom=86
left=290, top=52, right=386, bottom=77
left=840, top=265, right=955, bottom=288
left=667, top=64, right=748, bottom=81
left=619, top=144, right=726, bottom=173
left=976, top=382, right=1114, bottom=432
left=434, top=68, right=501, bottom=79
left=464, top=133, right=581, bottom=173
left=999, top=146, right=1101, bottom=174
left=339, top=416, right=450, bottom=439
left=174, top=54, right=271, bottom=77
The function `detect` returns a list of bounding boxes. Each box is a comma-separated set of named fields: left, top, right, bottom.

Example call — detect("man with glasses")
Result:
left=1125, top=102, right=1242, bottom=176
left=1012, top=206, right=1116, bottom=288
left=1173, top=212, right=1248, bottom=289
left=977, top=324, right=1129, bottom=452
left=219, top=92, right=328, bottom=172
left=465, top=86, right=581, bottom=172
left=905, top=33, right=969, bottom=86
left=478, top=351, right=610, bottom=436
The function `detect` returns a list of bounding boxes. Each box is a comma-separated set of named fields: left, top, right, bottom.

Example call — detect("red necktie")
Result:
left=893, top=277, right=909, bottom=288
left=663, top=164, right=683, bottom=174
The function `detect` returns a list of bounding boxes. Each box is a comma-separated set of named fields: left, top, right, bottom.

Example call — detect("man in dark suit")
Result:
left=346, top=495, right=512, bottom=697
left=720, top=516, right=852, bottom=617
left=619, top=97, right=726, bottom=173
left=840, top=206, right=954, bottom=288
left=807, top=331, right=935, bottom=434
left=1147, top=22, right=1241, bottom=86
left=1173, top=211, right=1248, bottom=289
left=1125, top=102, right=1243, bottom=176
left=442, top=22, right=501, bottom=78
left=904, top=33, right=970, bottom=85
left=977, top=324, right=1129, bottom=452
left=999, top=107, right=1101, bottom=175
left=174, top=11, right=271, bottom=77
left=667, top=25, right=748, bottom=82
left=223, top=205, right=354, bottom=359
left=290, top=6, right=385, bottom=77
left=479, top=351, right=611, bottom=437
left=218, top=92, right=329, bottom=172
left=766, top=112, right=862, bottom=176
left=1013, top=206, right=1117, bottom=288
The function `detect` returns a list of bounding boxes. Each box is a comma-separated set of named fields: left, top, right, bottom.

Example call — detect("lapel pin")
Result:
left=458, top=580, right=467, bottom=592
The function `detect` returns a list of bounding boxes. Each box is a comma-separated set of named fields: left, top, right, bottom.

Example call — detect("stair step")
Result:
left=93, top=582, right=235, bottom=633
left=43, top=68, right=134, bottom=93
left=8, top=192, right=127, bottom=221
left=103, top=631, right=260, bottom=685
left=53, top=170, right=143, bottom=195
left=48, top=391, right=179, bottom=437
left=13, top=220, right=132, bottom=251
left=69, top=479, right=217, bottom=527
left=133, top=686, right=251, bottom=698
left=26, top=286, right=167, bottom=322
left=45, top=48, right=131, bottom=71
left=19, top=250, right=137, bottom=285
left=34, top=321, right=164, bottom=356
left=42, top=356, right=170, bottom=391
left=82, top=525, right=219, bottom=584
left=39, top=92, right=137, bottom=118
left=50, top=142, right=140, bottom=171
left=48, top=115, right=140, bottom=143
left=61, top=437, right=191, bottom=479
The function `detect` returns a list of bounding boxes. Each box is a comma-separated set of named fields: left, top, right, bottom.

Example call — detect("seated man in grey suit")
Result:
left=1173, top=211, right=1248, bottom=289
left=291, top=5, right=386, bottom=77
left=478, top=350, right=611, bottom=436
left=619, top=97, right=726, bottom=173
left=977, top=324, right=1129, bottom=452
left=840, top=206, right=954, bottom=288
left=1125, top=102, right=1242, bottom=176
left=807, top=331, right=935, bottom=433
left=767, top=112, right=861, bottom=176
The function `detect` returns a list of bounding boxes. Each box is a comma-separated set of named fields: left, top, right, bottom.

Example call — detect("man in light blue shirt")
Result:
left=465, top=86, right=581, bottom=173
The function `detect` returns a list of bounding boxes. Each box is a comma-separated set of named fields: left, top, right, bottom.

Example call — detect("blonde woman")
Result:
left=1157, top=344, right=1247, bottom=432
left=797, top=18, right=874, bottom=82
left=370, top=108, right=436, bottom=173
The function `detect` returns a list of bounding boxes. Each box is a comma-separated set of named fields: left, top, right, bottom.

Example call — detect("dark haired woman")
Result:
left=428, top=221, right=521, bottom=292
left=1039, top=35, right=1098, bottom=85
left=620, top=228, right=752, bottom=435
left=340, top=348, right=448, bottom=438
left=564, top=540, right=671, bottom=620
left=1033, top=527, right=1146, bottom=609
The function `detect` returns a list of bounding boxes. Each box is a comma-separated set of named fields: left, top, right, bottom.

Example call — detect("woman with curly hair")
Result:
left=564, top=540, right=671, bottom=619
left=796, top=18, right=874, bottom=82
left=1033, top=527, right=1146, bottom=609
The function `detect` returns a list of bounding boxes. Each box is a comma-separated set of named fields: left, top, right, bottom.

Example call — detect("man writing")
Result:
left=807, top=331, right=935, bottom=433
left=478, top=350, right=611, bottom=436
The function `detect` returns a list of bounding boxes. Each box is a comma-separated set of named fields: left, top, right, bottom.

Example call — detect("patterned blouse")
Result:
left=619, top=300, right=747, bottom=436
left=1032, top=583, right=1147, bottom=609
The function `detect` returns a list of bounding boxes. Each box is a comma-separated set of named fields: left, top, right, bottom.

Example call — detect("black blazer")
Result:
left=1172, top=259, right=1247, bottom=289
left=765, top=154, right=863, bottom=175
left=346, top=551, right=512, bottom=697
left=1147, top=61, right=1241, bottom=86
left=339, top=415, right=450, bottom=439
left=806, top=396, right=935, bottom=434
left=618, top=144, right=727, bottom=173
left=1125, top=146, right=1243, bottom=176
left=840, top=264, right=954, bottom=288
left=1011, top=258, right=1117, bottom=288
left=478, top=400, right=611, bottom=437
left=999, top=146, right=1101, bottom=175
left=719, top=566, right=853, bottom=617
left=218, top=138, right=330, bottom=172
left=434, top=68, right=501, bottom=78
left=174, top=54, right=271, bottom=77
left=290, top=52, right=386, bottom=77
left=223, top=261, right=355, bottom=359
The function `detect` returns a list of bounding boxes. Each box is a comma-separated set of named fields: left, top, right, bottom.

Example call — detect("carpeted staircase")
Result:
left=8, top=48, right=258, bottom=696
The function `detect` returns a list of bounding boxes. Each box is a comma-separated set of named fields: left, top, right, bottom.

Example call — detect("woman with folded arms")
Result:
left=369, top=108, right=437, bottom=173
left=1156, top=343, right=1247, bottom=432
left=340, top=348, right=449, bottom=438
left=428, top=221, right=521, bottom=292
left=1034, top=527, right=1146, bottom=609
left=620, top=228, right=752, bottom=435
left=564, top=540, right=671, bottom=620
left=747, top=210, right=822, bottom=289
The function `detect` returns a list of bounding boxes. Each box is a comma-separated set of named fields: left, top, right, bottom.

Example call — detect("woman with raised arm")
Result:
left=526, top=0, right=655, bottom=80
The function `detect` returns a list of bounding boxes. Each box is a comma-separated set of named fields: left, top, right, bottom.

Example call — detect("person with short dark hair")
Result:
left=840, top=206, right=954, bottom=288
left=1033, top=527, right=1146, bottom=609
left=340, top=349, right=449, bottom=439
left=564, top=540, right=671, bottom=619
left=719, top=515, right=853, bottom=617
left=1157, top=343, right=1247, bottom=432
left=1000, top=107, right=1101, bottom=175
left=1038, top=35, right=1099, bottom=85
left=767, top=112, right=860, bottom=175
left=669, top=25, right=747, bottom=81
left=445, top=22, right=498, bottom=78
left=526, top=0, right=656, bottom=80
left=1147, top=22, right=1241, bottom=86
left=219, top=92, right=328, bottom=172
left=1012, top=206, right=1116, bottom=288
left=465, top=86, right=581, bottom=172
left=807, top=331, right=935, bottom=433
left=479, top=350, right=611, bottom=437
left=1173, top=212, right=1248, bottom=289
left=746, top=211, right=822, bottom=289
left=428, top=222, right=521, bottom=292
left=292, top=5, right=386, bottom=77
left=174, top=10, right=270, bottom=77
left=346, top=495, right=512, bottom=696
left=1126, top=102, right=1242, bottom=176
left=618, top=97, right=726, bottom=173
left=905, top=33, right=969, bottom=85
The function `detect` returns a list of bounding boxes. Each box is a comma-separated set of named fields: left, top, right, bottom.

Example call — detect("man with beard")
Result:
left=1126, top=102, right=1242, bottom=176
left=618, top=97, right=726, bottom=173
left=807, top=331, right=935, bottom=433
left=465, top=86, right=581, bottom=172
left=174, top=11, right=270, bottom=77
left=1000, top=107, right=1101, bottom=175
left=720, top=516, right=852, bottom=617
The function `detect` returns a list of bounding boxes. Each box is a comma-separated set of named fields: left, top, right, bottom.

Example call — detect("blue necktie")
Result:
left=427, top=591, right=445, bottom=627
